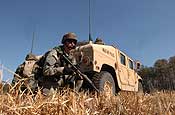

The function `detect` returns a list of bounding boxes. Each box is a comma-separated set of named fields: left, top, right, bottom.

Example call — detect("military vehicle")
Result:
left=74, top=41, right=143, bottom=94
left=12, top=39, right=142, bottom=95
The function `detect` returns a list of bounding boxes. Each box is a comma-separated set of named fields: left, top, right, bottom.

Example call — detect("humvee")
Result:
left=13, top=41, right=142, bottom=94
left=74, top=41, right=143, bottom=94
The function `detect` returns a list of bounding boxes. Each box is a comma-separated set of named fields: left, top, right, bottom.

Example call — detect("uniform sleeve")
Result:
left=12, top=63, right=25, bottom=85
left=15, top=63, right=24, bottom=74
left=43, top=49, right=64, bottom=76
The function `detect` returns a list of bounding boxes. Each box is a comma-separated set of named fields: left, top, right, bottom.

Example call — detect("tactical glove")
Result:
left=63, top=66, right=74, bottom=75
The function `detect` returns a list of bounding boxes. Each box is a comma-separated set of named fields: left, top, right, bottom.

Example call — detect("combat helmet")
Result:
left=94, top=38, right=104, bottom=45
left=25, top=53, right=38, bottom=61
left=62, top=32, right=77, bottom=44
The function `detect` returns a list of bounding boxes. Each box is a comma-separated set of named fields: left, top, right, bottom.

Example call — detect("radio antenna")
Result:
left=30, top=31, right=35, bottom=53
left=88, top=0, right=93, bottom=42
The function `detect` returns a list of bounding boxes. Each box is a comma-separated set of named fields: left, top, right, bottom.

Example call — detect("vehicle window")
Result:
left=129, top=59, right=133, bottom=69
left=120, top=53, right=126, bottom=65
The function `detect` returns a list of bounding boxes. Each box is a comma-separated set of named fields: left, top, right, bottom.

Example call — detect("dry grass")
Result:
left=0, top=84, right=175, bottom=115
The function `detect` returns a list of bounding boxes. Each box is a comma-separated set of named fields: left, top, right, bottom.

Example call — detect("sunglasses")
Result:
left=66, top=39, right=77, bottom=44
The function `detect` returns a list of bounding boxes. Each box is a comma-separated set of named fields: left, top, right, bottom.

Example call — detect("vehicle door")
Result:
left=127, top=58, right=137, bottom=86
left=118, top=52, right=128, bottom=85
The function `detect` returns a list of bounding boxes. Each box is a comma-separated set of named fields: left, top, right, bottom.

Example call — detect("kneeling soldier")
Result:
left=40, top=32, right=83, bottom=93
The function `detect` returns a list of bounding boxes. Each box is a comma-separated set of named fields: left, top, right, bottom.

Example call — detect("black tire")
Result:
left=138, top=81, right=143, bottom=93
left=92, top=71, right=116, bottom=95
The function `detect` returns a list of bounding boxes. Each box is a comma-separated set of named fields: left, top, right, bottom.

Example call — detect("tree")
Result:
left=154, top=59, right=169, bottom=89
left=138, top=66, right=155, bottom=79
left=169, top=56, right=175, bottom=78
left=168, top=56, right=175, bottom=89
left=138, top=66, right=156, bottom=92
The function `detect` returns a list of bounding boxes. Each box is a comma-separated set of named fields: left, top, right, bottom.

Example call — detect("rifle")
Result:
left=62, top=54, right=100, bottom=92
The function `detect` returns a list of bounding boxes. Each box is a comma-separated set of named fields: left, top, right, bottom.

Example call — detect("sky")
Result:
left=0, top=0, right=175, bottom=81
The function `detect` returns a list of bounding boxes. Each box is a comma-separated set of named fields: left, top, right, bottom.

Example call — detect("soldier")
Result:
left=40, top=32, right=83, bottom=93
left=94, top=38, right=105, bottom=45
left=12, top=53, right=39, bottom=92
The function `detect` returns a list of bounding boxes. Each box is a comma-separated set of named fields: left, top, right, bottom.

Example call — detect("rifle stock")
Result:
left=62, top=54, right=99, bottom=92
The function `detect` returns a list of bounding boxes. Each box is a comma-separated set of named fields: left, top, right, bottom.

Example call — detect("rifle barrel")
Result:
left=62, top=54, right=99, bottom=92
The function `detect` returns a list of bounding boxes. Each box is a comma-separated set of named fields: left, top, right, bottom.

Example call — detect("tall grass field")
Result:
left=0, top=83, right=175, bottom=115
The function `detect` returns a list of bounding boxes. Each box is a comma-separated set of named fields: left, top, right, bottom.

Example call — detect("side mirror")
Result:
left=135, top=61, right=142, bottom=70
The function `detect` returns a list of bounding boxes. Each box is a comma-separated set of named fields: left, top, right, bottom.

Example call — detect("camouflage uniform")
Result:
left=12, top=53, right=39, bottom=92
left=40, top=46, right=82, bottom=91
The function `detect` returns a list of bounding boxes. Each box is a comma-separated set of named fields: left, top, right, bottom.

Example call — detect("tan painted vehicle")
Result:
left=74, top=41, right=143, bottom=94
left=13, top=40, right=142, bottom=94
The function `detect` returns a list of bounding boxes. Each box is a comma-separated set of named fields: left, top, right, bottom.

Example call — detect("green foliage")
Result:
left=154, top=59, right=169, bottom=78
left=138, top=66, right=156, bottom=79
left=169, top=56, right=175, bottom=77
left=139, top=56, right=175, bottom=91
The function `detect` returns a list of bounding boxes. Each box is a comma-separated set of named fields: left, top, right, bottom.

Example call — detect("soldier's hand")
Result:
left=74, top=64, right=80, bottom=69
left=63, top=66, right=74, bottom=75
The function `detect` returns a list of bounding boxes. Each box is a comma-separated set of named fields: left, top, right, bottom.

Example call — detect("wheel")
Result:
left=92, top=71, right=116, bottom=95
left=138, top=81, right=143, bottom=93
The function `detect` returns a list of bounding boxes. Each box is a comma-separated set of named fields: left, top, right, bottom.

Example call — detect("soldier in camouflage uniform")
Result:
left=40, top=32, right=83, bottom=92
left=12, top=53, right=39, bottom=92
